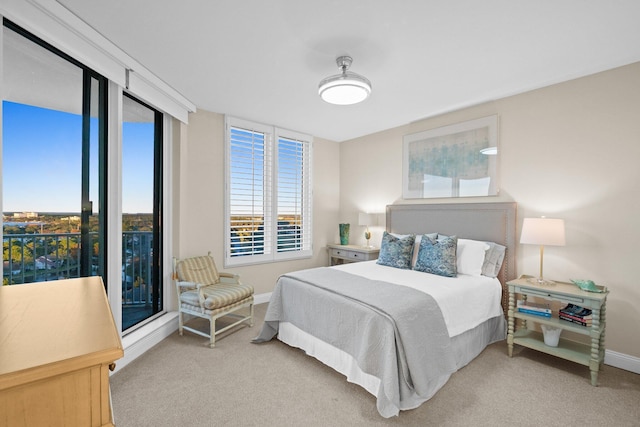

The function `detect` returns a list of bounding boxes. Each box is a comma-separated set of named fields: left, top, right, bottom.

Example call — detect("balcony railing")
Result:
left=3, top=231, right=153, bottom=307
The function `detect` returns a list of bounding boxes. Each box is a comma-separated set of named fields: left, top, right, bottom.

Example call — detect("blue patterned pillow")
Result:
left=414, top=234, right=458, bottom=277
left=376, top=232, right=415, bottom=269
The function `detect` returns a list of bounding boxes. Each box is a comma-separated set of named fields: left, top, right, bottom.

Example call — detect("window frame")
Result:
left=1, top=19, right=172, bottom=336
left=224, top=116, right=313, bottom=267
left=120, top=92, right=164, bottom=331
left=2, top=19, right=109, bottom=286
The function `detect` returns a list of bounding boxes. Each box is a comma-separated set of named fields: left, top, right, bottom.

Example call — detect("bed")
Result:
left=254, top=202, right=517, bottom=417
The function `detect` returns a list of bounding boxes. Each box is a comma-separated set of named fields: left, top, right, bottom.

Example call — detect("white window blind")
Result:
left=225, top=117, right=312, bottom=266
left=274, top=132, right=312, bottom=258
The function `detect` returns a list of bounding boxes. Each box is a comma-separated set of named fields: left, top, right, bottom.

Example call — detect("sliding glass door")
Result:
left=2, top=21, right=106, bottom=285
left=2, top=20, right=165, bottom=332
left=121, top=93, right=163, bottom=329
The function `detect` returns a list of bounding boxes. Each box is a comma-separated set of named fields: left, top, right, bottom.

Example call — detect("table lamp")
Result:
left=520, top=217, right=566, bottom=285
left=358, top=213, right=375, bottom=247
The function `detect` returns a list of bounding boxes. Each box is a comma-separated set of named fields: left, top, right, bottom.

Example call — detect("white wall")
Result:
left=339, top=62, right=640, bottom=360
left=173, top=63, right=640, bottom=363
left=175, top=110, right=340, bottom=296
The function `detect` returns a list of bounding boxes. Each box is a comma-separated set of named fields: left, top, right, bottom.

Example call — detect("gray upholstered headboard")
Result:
left=386, top=202, right=517, bottom=313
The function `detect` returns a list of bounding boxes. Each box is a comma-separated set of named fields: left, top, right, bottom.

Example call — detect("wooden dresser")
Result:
left=0, top=277, right=123, bottom=426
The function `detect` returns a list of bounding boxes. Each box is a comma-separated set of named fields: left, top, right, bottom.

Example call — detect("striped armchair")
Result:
left=173, top=253, right=254, bottom=348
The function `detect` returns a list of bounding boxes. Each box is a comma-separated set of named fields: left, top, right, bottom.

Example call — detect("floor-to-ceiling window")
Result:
left=2, top=20, right=107, bottom=285
left=1, top=20, right=165, bottom=332
left=121, top=93, right=163, bottom=330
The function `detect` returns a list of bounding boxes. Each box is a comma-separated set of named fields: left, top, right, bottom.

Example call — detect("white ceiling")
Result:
left=57, top=0, right=640, bottom=142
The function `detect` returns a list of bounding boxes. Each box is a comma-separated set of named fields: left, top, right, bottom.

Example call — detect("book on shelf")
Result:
left=559, top=314, right=592, bottom=326
left=518, top=308, right=552, bottom=318
left=559, top=303, right=593, bottom=326
left=517, top=300, right=552, bottom=317
left=559, top=311, right=593, bottom=321
left=559, top=303, right=592, bottom=318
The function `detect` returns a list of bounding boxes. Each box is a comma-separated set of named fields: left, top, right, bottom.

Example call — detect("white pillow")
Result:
left=390, top=233, right=412, bottom=239
left=411, top=234, right=422, bottom=267
left=482, top=242, right=506, bottom=278
left=456, top=238, right=490, bottom=276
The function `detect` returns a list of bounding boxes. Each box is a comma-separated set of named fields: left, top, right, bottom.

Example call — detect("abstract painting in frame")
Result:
left=403, top=115, right=498, bottom=199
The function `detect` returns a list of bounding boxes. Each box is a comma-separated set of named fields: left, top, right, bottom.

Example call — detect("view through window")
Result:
left=2, top=22, right=164, bottom=332
left=121, top=93, right=163, bottom=329
left=2, top=22, right=106, bottom=286
left=225, top=117, right=312, bottom=267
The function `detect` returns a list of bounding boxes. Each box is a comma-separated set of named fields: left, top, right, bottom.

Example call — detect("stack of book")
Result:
left=559, top=303, right=592, bottom=326
left=517, top=300, right=552, bottom=318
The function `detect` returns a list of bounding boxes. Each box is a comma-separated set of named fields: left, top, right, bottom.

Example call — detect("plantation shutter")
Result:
left=225, top=117, right=312, bottom=267
left=274, top=131, right=312, bottom=258
left=226, top=120, right=273, bottom=263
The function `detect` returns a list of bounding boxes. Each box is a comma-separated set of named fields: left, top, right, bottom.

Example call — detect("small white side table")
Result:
left=507, top=276, right=608, bottom=386
left=327, top=244, right=379, bottom=266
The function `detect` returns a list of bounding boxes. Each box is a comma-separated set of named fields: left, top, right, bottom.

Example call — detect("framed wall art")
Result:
left=403, top=115, right=498, bottom=199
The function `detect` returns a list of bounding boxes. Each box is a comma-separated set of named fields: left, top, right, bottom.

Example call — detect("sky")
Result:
left=4, top=102, right=304, bottom=216
left=2, top=101, right=154, bottom=214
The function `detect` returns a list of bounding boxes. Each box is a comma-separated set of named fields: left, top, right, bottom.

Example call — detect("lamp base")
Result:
left=527, top=277, right=556, bottom=286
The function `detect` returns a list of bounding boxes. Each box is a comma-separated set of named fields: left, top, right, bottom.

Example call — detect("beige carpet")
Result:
left=111, top=304, right=640, bottom=426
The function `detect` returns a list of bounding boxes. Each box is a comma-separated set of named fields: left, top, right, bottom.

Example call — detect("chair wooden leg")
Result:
left=178, top=310, right=184, bottom=336
left=249, top=304, right=254, bottom=327
left=209, top=317, right=216, bottom=348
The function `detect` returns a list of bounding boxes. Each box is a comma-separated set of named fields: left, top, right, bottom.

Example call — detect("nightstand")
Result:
left=507, top=276, right=608, bottom=386
left=327, top=244, right=379, bottom=266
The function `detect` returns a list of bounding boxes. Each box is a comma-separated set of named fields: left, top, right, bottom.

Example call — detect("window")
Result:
left=121, top=93, right=163, bottom=330
left=2, top=21, right=107, bottom=286
left=2, top=20, right=167, bottom=334
left=225, top=117, right=312, bottom=266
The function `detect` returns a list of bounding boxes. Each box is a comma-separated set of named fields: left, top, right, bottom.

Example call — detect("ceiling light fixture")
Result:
left=318, top=56, right=371, bottom=105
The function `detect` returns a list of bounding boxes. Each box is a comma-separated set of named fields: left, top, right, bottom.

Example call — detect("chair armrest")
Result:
left=219, top=272, right=241, bottom=284
left=176, top=280, right=197, bottom=289
left=176, top=280, right=206, bottom=308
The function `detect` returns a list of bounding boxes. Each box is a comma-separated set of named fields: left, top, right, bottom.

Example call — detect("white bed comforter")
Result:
left=331, top=261, right=504, bottom=337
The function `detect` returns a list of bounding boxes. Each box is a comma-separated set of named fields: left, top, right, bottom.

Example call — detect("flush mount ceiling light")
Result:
left=318, top=56, right=372, bottom=105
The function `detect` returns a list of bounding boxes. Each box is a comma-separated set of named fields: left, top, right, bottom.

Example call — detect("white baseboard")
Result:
left=110, top=297, right=640, bottom=378
left=605, top=349, right=640, bottom=374
left=112, top=294, right=271, bottom=374
left=112, top=311, right=179, bottom=374
left=254, top=292, right=272, bottom=305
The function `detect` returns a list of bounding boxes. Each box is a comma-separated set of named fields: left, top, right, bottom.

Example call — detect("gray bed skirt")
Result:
left=450, top=314, right=506, bottom=369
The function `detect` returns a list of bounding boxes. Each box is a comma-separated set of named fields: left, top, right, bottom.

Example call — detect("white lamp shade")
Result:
left=358, top=212, right=375, bottom=226
left=520, top=217, right=566, bottom=246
